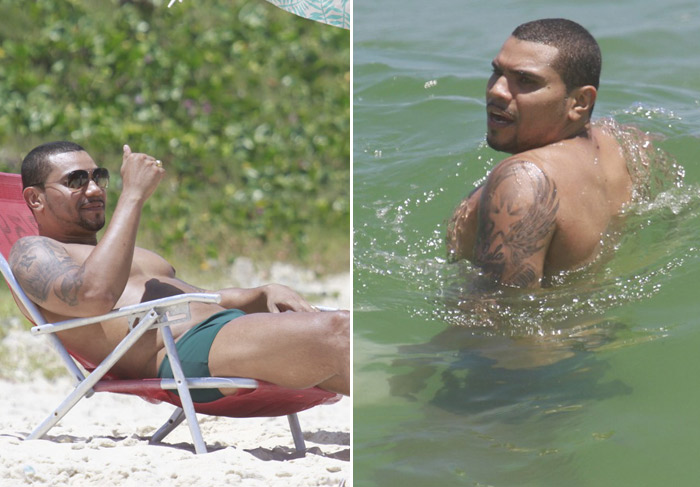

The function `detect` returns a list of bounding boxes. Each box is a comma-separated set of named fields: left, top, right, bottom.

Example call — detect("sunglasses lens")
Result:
left=62, top=168, right=109, bottom=190
left=65, top=170, right=89, bottom=189
left=94, top=168, right=110, bottom=188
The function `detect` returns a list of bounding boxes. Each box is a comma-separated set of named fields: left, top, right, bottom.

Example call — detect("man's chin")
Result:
left=79, top=219, right=105, bottom=232
left=486, top=135, right=517, bottom=154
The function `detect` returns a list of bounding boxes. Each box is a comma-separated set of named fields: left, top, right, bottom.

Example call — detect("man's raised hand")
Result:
left=121, top=144, right=165, bottom=202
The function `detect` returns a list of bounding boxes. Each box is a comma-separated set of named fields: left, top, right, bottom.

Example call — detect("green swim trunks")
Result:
left=158, top=308, right=246, bottom=403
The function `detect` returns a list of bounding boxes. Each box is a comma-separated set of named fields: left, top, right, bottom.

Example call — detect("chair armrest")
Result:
left=31, top=293, right=222, bottom=335
left=314, top=305, right=338, bottom=312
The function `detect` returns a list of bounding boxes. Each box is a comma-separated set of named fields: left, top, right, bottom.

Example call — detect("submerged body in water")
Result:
left=426, top=119, right=687, bottom=370
left=447, top=21, right=682, bottom=289
left=447, top=118, right=684, bottom=290
left=452, top=118, right=683, bottom=285
left=391, top=131, right=688, bottom=395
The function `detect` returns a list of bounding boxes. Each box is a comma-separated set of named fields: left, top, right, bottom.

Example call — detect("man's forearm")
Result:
left=215, top=284, right=315, bottom=313
left=74, top=146, right=164, bottom=313
left=217, top=287, right=269, bottom=313
left=76, top=193, right=146, bottom=311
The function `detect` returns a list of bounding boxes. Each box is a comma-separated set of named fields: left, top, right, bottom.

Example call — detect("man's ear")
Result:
left=568, top=85, right=597, bottom=122
left=23, top=186, right=44, bottom=212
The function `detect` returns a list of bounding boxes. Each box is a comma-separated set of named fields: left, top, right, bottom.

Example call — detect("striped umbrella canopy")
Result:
left=168, top=0, right=350, bottom=29
left=265, top=0, right=349, bottom=29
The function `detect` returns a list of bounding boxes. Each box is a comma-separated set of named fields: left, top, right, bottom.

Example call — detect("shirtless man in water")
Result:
left=10, top=141, right=349, bottom=401
left=447, top=18, right=636, bottom=288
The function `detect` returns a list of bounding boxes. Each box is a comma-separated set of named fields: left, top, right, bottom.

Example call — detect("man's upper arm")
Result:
left=9, top=236, right=86, bottom=314
left=447, top=185, right=483, bottom=262
left=475, top=160, right=559, bottom=287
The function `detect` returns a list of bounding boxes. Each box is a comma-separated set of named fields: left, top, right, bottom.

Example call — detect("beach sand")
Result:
left=0, top=263, right=351, bottom=487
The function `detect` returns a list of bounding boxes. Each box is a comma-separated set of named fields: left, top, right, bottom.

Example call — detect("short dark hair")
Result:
left=22, top=141, right=86, bottom=189
left=512, top=18, right=601, bottom=92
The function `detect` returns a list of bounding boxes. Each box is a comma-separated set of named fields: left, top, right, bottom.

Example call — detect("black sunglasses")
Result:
left=35, top=168, right=110, bottom=191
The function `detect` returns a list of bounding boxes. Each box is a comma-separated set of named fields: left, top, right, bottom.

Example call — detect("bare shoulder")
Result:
left=475, top=157, right=559, bottom=287
left=479, top=157, right=559, bottom=243
left=9, top=236, right=71, bottom=270
left=9, top=235, right=81, bottom=304
left=484, top=157, right=554, bottom=197
left=447, top=185, right=483, bottom=261
left=447, top=158, right=555, bottom=263
left=594, top=117, right=647, bottom=141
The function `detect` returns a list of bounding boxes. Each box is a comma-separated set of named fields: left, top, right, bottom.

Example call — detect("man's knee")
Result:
left=326, top=311, right=349, bottom=380
left=321, top=310, right=349, bottom=353
left=328, top=309, right=349, bottom=337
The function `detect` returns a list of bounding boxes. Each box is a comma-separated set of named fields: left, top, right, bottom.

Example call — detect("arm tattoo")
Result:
left=475, top=160, right=559, bottom=287
left=10, top=237, right=85, bottom=306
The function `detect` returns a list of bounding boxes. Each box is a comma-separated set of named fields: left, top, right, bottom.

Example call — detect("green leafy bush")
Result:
left=0, top=0, right=349, bottom=273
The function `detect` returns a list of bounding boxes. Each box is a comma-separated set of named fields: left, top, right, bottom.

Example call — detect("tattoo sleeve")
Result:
left=10, top=237, right=85, bottom=307
left=475, top=160, right=559, bottom=287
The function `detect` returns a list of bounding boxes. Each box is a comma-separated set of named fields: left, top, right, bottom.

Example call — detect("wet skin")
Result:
left=447, top=37, right=636, bottom=287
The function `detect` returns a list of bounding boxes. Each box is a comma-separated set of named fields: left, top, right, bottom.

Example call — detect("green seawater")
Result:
left=353, top=1, right=700, bottom=486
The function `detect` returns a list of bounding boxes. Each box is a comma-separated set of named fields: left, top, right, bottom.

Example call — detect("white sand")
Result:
left=0, top=266, right=351, bottom=487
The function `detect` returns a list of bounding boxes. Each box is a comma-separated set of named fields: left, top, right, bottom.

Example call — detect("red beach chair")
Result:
left=0, top=171, right=339, bottom=454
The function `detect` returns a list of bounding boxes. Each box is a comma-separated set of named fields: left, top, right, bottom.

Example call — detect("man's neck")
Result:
left=562, top=119, right=592, bottom=143
left=38, top=229, right=98, bottom=246
left=61, top=236, right=98, bottom=246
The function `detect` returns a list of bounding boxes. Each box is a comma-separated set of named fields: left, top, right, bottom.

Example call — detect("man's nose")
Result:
left=487, top=74, right=511, bottom=101
left=84, top=179, right=103, bottom=195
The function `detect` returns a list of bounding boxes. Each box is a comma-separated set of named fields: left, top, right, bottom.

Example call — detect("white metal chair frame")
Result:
left=0, top=254, right=307, bottom=455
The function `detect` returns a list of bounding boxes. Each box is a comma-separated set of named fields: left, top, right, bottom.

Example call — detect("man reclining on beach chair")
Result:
left=9, top=141, right=350, bottom=403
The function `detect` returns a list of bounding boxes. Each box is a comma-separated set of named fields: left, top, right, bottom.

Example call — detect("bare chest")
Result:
left=65, top=244, right=175, bottom=278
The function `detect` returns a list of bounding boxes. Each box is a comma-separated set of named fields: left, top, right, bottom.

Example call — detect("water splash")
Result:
left=356, top=117, right=698, bottom=347
left=598, top=117, right=684, bottom=203
left=432, top=128, right=695, bottom=338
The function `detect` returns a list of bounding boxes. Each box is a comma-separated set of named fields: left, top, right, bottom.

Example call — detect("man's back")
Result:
left=447, top=123, right=634, bottom=285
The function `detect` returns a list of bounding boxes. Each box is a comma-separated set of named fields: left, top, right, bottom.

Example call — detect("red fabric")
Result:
left=0, top=173, right=38, bottom=259
left=0, top=171, right=339, bottom=417
left=93, top=379, right=339, bottom=416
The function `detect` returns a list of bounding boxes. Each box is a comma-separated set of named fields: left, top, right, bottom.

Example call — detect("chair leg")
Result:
left=161, top=324, right=208, bottom=454
left=149, top=407, right=186, bottom=445
left=287, top=413, right=306, bottom=453
left=26, top=311, right=159, bottom=441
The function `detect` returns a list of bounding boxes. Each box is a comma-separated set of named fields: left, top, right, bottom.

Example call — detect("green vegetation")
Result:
left=0, top=0, right=350, bottom=276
